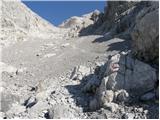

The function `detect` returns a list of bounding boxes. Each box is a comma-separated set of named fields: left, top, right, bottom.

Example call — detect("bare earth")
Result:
left=1, top=34, right=131, bottom=118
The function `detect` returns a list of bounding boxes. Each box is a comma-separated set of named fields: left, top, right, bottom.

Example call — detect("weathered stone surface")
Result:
left=1, top=92, right=20, bottom=112
left=155, top=86, right=159, bottom=99
left=0, top=112, right=5, bottom=119
left=140, top=92, right=155, bottom=101
left=1, top=0, right=61, bottom=47
left=0, top=62, right=17, bottom=74
left=5, top=103, right=26, bottom=118
left=27, top=100, right=49, bottom=118
left=103, top=53, right=157, bottom=95
left=103, top=102, right=119, bottom=112
left=59, top=10, right=100, bottom=29
left=48, top=104, right=73, bottom=119
left=131, top=1, right=159, bottom=64
left=89, top=98, right=99, bottom=111
left=82, top=75, right=100, bottom=93
left=114, top=89, right=129, bottom=102
left=70, top=65, right=91, bottom=80
left=100, top=90, right=114, bottom=104
left=88, top=52, right=157, bottom=111
left=122, top=113, right=135, bottom=119
left=103, top=1, right=137, bottom=31
left=24, top=96, right=37, bottom=108
left=59, top=10, right=101, bottom=37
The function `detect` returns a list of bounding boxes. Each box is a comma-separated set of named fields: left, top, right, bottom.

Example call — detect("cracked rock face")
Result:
left=131, top=1, right=159, bottom=65
left=102, top=53, right=157, bottom=95
left=70, top=65, right=92, bottom=80
left=59, top=10, right=101, bottom=37
left=88, top=52, right=157, bottom=110
left=1, top=0, right=61, bottom=47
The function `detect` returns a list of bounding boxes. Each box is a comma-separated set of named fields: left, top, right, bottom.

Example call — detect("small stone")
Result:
left=134, top=108, right=138, bottom=112
left=51, top=91, right=56, bottom=95
left=115, top=89, right=129, bottom=102
left=30, top=86, right=38, bottom=92
left=70, top=65, right=91, bottom=80
left=0, top=112, right=5, bottom=118
left=66, top=97, right=74, bottom=104
left=61, top=43, right=70, bottom=47
left=16, top=67, right=27, bottom=75
left=43, top=53, right=56, bottom=58
left=138, top=108, right=143, bottom=112
left=24, top=96, right=37, bottom=108
left=122, top=113, right=135, bottom=119
left=122, top=113, right=128, bottom=119
left=103, top=102, right=119, bottom=112
left=36, top=53, right=40, bottom=57
left=102, top=90, right=114, bottom=103
left=143, top=110, right=148, bottom=115
left=39, top=110, right=48, bottom=118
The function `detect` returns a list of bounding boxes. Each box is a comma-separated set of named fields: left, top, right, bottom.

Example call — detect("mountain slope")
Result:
left=1, top=0, right=61, bottom=47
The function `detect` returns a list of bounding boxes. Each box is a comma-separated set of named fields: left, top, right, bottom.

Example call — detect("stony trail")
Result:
left=1, top=34, right=129, bottom=118
left=2, top=35, right=127, bottom=84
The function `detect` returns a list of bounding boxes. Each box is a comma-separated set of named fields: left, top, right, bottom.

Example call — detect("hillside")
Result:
left=0, top=0, right=159, bottom=119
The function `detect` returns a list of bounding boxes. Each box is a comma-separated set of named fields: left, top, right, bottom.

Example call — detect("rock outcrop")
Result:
left=77, top=1, right=159, bottom=66
left=59, top=10, right=102, bottom=37
left=96, top=1, right=159, bottom=66
left=131, top=2, right=159, bottom=65
left=1, top=0, right=61, bottom=47
left=80, top=52, right=157, bottom=110
left=102, top=1, right=138, bottom=33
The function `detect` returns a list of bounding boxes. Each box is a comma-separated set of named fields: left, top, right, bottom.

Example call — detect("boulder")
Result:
left=48, top=104, right=73, bottom=119
left=27, top=100, right=49, bottom=118
left=82, top=75, right=100, bottom=93
left=89, top=52, right=157, bottom=110
left=103, top=52, right=157, bottom=95
left=70, top=65, right=91, bottom=80
left=103, top=102, right=119, bottom=112
left=114, top=89, right=129, bottom=102
left=99, top=90, right=114, bottom=104
left=131, top=1, right=159, bottom=64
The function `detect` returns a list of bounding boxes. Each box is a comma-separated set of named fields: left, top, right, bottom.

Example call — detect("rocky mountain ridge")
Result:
left=1, top=0, right=68, bottom=47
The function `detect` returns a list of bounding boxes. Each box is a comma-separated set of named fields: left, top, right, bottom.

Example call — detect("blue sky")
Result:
left=22, top=1, right=106, bottom=26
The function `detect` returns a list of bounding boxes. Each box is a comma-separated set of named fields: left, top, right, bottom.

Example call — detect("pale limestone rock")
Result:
left=70, top=65, right=91, bottom=80
left=103, top=102, right=119, bottom=112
